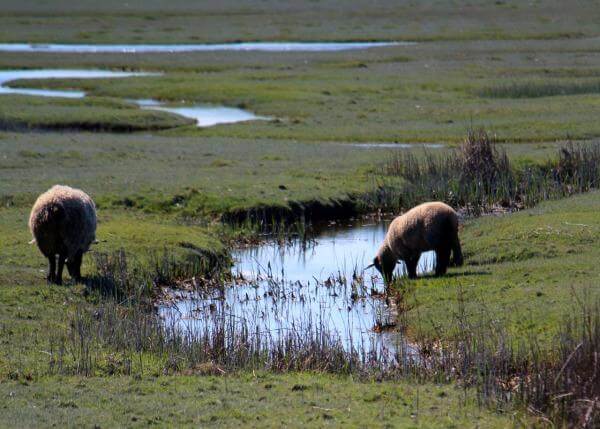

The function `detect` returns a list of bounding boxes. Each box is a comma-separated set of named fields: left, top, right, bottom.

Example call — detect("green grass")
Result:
left=478, top=79, right=600, bottom=98
left=0, top=373, right=521, bottom=428
left=0, top=206, right=223, bottom=278
left=0, top=95, right=192, bottom=131
left=400, top=191, right=600, bottom=344
left=0, top=131, right=394, bottom=215
left=2, top=1, right=600, bottom=425
left=5, top=36, right=600, bottom=140
left=1, top=0, right=599, bottom=44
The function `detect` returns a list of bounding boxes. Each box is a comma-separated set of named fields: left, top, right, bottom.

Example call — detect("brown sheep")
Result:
left=29, top=185, right=97, bottom=284
left=368, top=202, right=463, bottom=282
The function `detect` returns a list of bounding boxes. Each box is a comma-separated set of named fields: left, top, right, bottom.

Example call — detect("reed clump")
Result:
left=48, top=275, right=599, bottom=427
left=86, top=246, right=229, bottom=301
left=376, top=131, right=600, bottom=215
left=478, top=80, right=600, bottom=98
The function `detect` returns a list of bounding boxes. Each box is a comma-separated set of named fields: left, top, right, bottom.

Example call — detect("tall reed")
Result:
left=375, top=131, right=600, bottom=215
left=48, top=276, right=599, bottom=427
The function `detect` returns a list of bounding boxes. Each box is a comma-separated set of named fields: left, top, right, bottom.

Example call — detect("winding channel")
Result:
left=0, top=41, right=408, bottom=53
left=0, top=69, right=268, bottom=127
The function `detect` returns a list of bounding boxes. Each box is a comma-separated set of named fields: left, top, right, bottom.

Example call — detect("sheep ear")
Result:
left=364, top=263, right=375, bottom=270
left=28, top=239, right=36, bottom=244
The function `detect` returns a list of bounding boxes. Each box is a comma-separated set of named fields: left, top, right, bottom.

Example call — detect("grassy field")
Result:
left=1, top=189, right=596, bottom=426
left=404, top=191, right=600, bottom=343
left=0, top=374, right=523, bottom=428
left=5, top=36, right=600, bottom=141
left=1, top=0, right=600, bottom=44
left=1, top=0, right=599, bottom=426
left=0, top=132, right=563, bottom=216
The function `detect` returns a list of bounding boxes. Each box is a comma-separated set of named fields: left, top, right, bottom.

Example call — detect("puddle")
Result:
left=0, top=42, right=410, bottom=53
left=159, top=219, right=436, bottom=363
left=137, top=103, right=270, bottom=127
left=0, top=69, right=268, bottom=127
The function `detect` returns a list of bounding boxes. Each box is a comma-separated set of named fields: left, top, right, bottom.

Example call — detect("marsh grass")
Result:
left=49, top=267, right=599, bottom=426
left=38, top=185, right=599, bottom=427
left=375, top=131, right=600, bottom=215
left=86, top=247, right=229, bottom=301
left=0, top=95, right=194, bottom=132
left=479, top=80, right=600, bottom=98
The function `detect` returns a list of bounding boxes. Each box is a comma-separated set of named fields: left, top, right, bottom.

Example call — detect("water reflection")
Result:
left=159, top=219, right=436, bottom=363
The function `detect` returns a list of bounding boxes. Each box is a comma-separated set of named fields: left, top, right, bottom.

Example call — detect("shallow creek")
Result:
left=0, top=69, right=267, bottom=127
left=159, top=219, right=436, bottom=363
left=0, top=42, right=408, bottom=53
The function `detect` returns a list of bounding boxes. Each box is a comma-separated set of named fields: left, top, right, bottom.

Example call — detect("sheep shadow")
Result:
left=83, top=274, right=128, bottom=300
left=441, top=270, right=491, bottom=278
left=415, top=269, right=491, bottom=280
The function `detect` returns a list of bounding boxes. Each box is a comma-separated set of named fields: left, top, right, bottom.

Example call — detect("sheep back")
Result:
left=384, top=202, right=458, bottom=259
left=29, top=185, right=97, bottom=259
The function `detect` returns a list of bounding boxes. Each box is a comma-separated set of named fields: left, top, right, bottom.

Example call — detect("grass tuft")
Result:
left=374, top=131, right=600, bottom=215
left=478, top=80, right=600, bottom=98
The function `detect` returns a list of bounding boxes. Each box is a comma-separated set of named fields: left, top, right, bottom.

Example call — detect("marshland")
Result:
left=1, top=1, right=600, bottom=427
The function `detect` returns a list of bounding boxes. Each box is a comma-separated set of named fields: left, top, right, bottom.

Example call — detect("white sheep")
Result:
left=368, top=201, right=463, bottom=282
left=29, top=185, right=97, bottom=284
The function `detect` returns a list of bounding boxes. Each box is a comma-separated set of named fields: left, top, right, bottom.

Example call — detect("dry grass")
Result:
left=377, top=131, right=600, bottom=215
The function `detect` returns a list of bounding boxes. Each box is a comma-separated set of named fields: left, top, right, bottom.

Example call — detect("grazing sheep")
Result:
left=29, top=185, right=96, bottom=284
left=368, top=202, right=463, bottom=282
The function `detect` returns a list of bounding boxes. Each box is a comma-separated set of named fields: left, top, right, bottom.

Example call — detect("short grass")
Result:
left=1, top=1, right=599, bottom=425
left=0, top=95, right=192, bottom=131
left=0, top=373, right=521, bottom=428
left=5, top=35, right=600, bottom=141
left=0, top=131, right=562, bottom=216
left=400, top=191, right=600, bottom=344
left=0, top=131, right=401, bottom=215
left=0, top=0, right=597, bottom=43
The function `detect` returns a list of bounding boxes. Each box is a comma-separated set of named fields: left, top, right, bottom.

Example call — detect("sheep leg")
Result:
left=405, top=256, right=419, bottom=279
left=47, top=255, right=56, bottom=283
left=67, top=251, right=83, bottom=282
left=450, top=234, right=463, bottom=267
left=435, top=246, right=451, bottom=276
left=55, top=255, right=65, bottom=285
left=383, top=265, right=395, bottom=285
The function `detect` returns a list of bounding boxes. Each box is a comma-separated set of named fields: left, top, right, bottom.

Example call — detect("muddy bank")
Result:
left=221, top=196, right=362, bottom=227
left=0, top=118, right=193, bottom=133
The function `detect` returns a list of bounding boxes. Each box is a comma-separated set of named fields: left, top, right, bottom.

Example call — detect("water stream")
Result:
left=0, top=69, right=267, bottom=127
left=159, top=219, right=436, bottom=363
left=0, top=42, right=409, bottom=53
